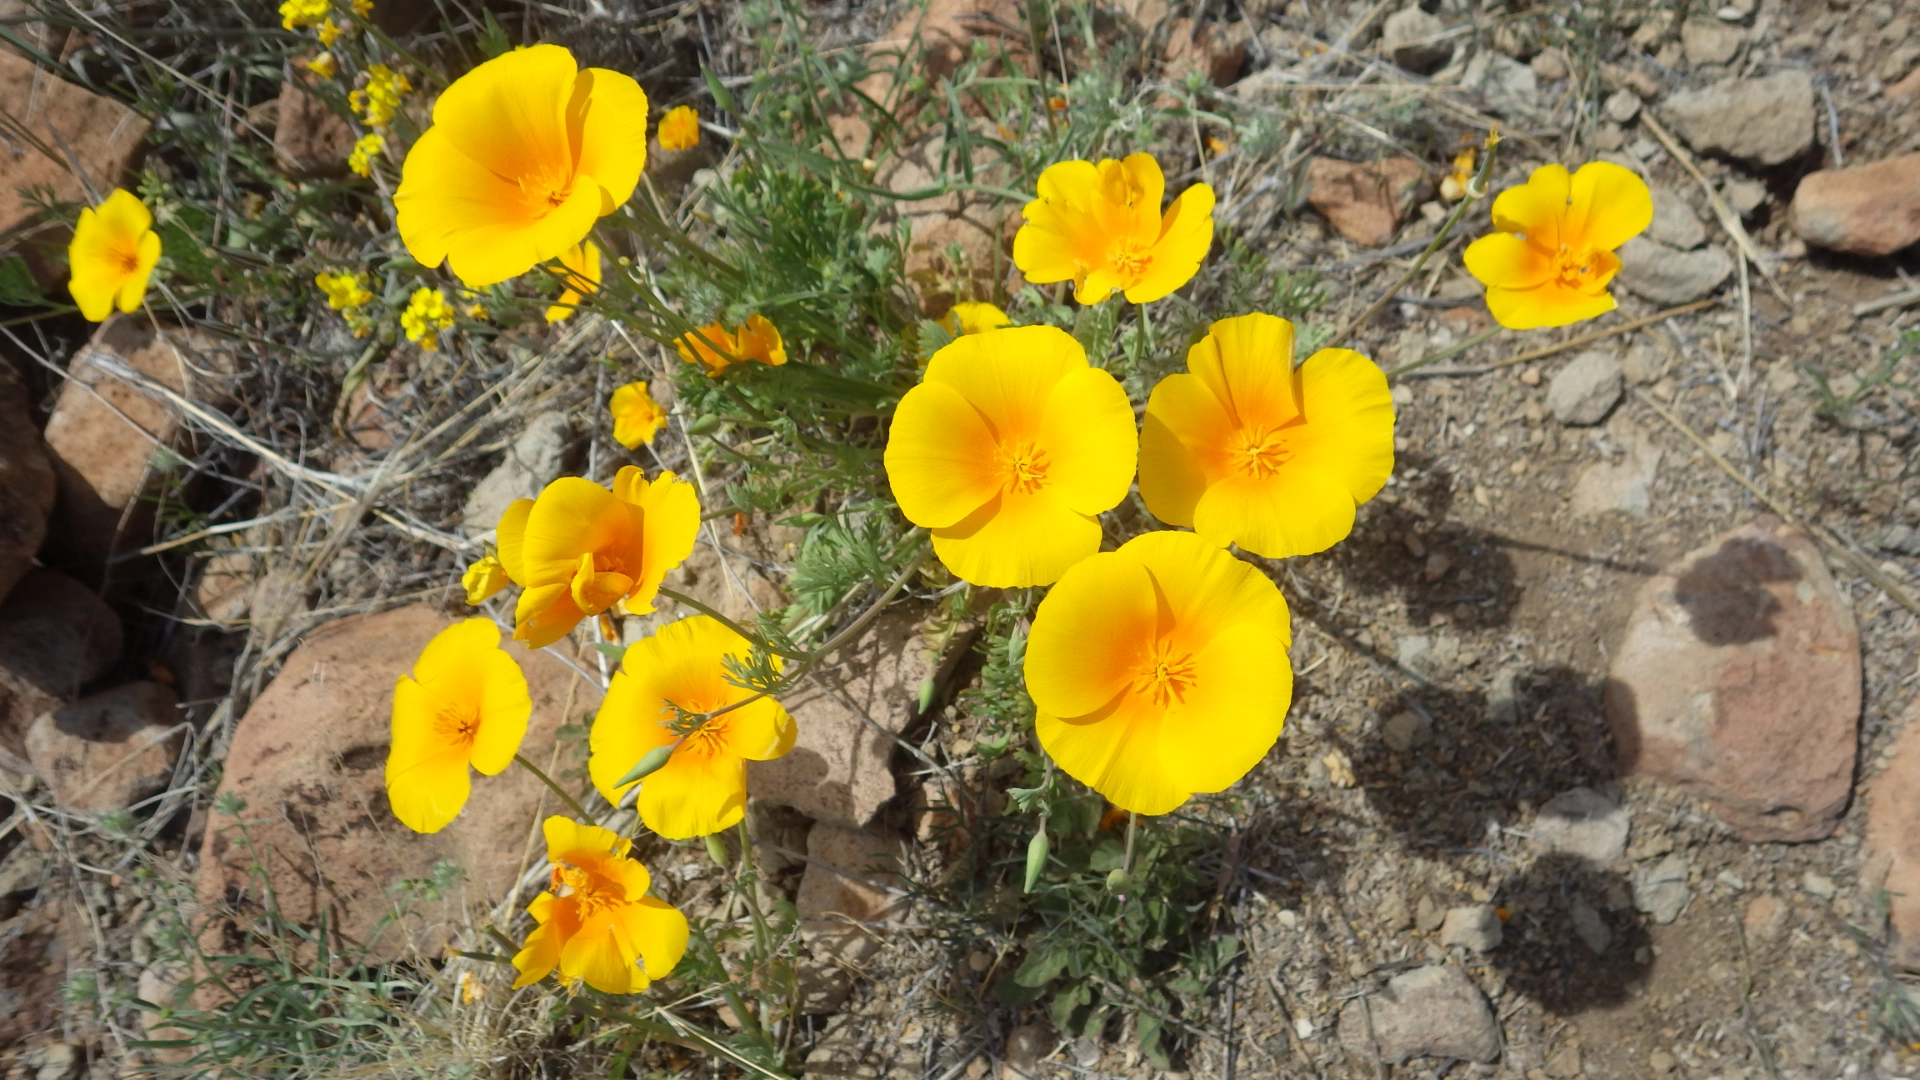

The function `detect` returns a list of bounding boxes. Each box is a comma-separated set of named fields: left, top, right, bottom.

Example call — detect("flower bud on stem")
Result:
left=1024, top=823, right=1050, bottom=894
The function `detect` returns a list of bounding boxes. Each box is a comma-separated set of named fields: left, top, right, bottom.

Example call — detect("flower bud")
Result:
left=615, top=743, right=675, bottom=787
left=1105, top=868, right=1133, bottom=895
left=704, top=833, right=730, bottom=869
left=1023, top=829, right=1049, bottom=894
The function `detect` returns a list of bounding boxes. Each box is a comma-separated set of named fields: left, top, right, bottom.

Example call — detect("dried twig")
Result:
left=1637, top=111, right=1791, bottom=308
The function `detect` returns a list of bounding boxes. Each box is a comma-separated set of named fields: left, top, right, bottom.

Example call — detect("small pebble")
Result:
left=1803, top=871, right=1837, bottom=899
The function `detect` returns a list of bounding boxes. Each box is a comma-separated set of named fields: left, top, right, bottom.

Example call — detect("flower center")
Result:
left=434, top=703, right=481, bottom=746
left=1132, top=642, right=1197, bottom=707
left=551, top=859, right=626, bottom=916
left=572, top=550, right=635, bottom=614
left=518, top=163, right=576, bottom=213
left=995, top=440, right=1050, bottom=495
left=1229, top=427, right=1293, bottom=478
left=1109, top=243, right=1151, bottom=279
left=1553, top=243, right=1599, bottom=289
left=112, top=241, right=142, bottom=276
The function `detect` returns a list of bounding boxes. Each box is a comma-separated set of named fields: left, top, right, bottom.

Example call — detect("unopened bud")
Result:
left=1023, top=829, right=1049, bottom=894
left=1105, top=868, right=1133, bottom=895
left=704, top=833, right=730, bottom=868
left=615, top=744, right=675, bottom=787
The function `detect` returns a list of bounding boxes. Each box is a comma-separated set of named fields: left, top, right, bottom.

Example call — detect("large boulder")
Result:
left=1660, top=71, right=1816, bottom=167
left=26, top=682, right=181, bottom=812
left=1863, top=698, right=1920, bottom=970
left=0, top=361, right=54, bottom=606
left=1604, top=517, right=1860, bottom=841
left=1789, top=152, right=1920, bottom=257
left=0, top=51, right=150, bottom=240
left=194, top=605, right=604, bottom=964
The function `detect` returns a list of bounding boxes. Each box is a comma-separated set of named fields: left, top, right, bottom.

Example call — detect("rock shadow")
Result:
left=1487, top=852, right=1653, bottom=1015
left=1670, top=533, right=1799, bottom=646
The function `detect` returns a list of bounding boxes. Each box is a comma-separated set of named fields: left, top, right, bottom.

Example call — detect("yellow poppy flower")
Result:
left=1140, top=313, right=1395, bottom=559
left=543, top=239, right=602, bottom=323
left=884, top=325, right=1136, bottom=587
left=609, top=381, right=665, bottom=448
left=1026, top=530, right=1292, bottom=815
left=511, top=816, right=689, bottom=994
left=1462, top=161, right=1652, bottom=330
left=400, top=286, right=453, bottom=349
left=673, top=314, right=787, bottom=376
left=386, top=618, right=532, bottom=833
left=68, top=189, right=162, bottom=323
left=462, top=553, right=510, bottom=605
left=494, top=466, right=700, bottom=648
left=394, top=45, right=648, bottom=289
left=1011, top=153, right=1214, bottom=305
left=939, top=301, right=1011, bottom=336
left=657, top=104, right=700, bottom=151
left=588, top=615, right=796, bottom=839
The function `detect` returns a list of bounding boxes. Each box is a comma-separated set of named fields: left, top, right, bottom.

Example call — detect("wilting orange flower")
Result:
left=1140, top=313, right=1395, bottom=559
left=68, top=189, right=161, bottom=322
left=939, top=301, right=1010, bottom=336
left=609, top=381, right=665, bottom=448
left=657, top=105, right=700, bottom=151
left=674, top=314, right=787, bottom=376
left=589, top=616, right=796, bottom=839
left=1439, top=147, right=1476, bottom=202
left=395, top=44, right=648, bottom=288
left=1025, top=531, right=1292, bottom=815
left=494, top=466, right=700, bottom=648
left=1463, top=161, right=1652, bottom=330
left=386, top=619, right=531, bottom=833
left=544, top=239, right=602, bottom=323
left=511, top=816, right=688, bottom=994
left=885, top=325, right=1135, bottom=587
left=1012, top=153, right=1214, bottom=305
left=462, top=553, right=510, bottom=605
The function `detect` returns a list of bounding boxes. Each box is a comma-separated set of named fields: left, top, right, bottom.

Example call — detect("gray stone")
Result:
left=1484, top=665, right=1522, bottom=725
left=460, top=411, right=570, bottom=535
left=1648, top=186, right=1707, bottom=250
left=1570, top=421, right=1662, bottom=517
left=1617, top=237, right=1735, bottom=305
left=1531, top=787, right=1631, bottom=864
left=1604, top=89, right=1642, bottom=123
left=1875, top=523, right=1920, bottom=557
left=1416, top=894, right=1446, bottom=933
left=1460, top=49, right=1538, bottom=116
left=1682, top=19, right=1745, bottom=66
left=1383, top=711, right=1432, bottom=752
left=1570, top=896, right=1612, bottom=955
left=1661, top=71, right=1816, bottom=167
left=1337, top=965, right=1501, bottom=1064
left=1438, top=905, right=1503, bottom=952
left=1801, top=870, right=1837, bottom=899
left=1396, top=633, right=1459, bottom=675
left=1633, top=854, right=1691, bottom=924
left=1724, top=178, right=1768, bottom=216
left=1546, top=351, right=1624, bottom=426
left=1382, top=6, right=1451, bottom=73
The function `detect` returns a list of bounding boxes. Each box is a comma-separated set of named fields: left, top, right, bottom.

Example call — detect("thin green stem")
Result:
left=512, top=753, right=589, bottom=822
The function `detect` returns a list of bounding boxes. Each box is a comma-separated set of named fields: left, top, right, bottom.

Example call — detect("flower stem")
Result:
left=1325, top=127, right=1502, bottom=352
left=513, top=752, right=590, bottom=822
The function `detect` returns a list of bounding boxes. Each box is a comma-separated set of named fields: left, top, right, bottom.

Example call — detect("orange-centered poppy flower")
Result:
left=1025, top=530, right=1292, bottom=815
left=1140, top=313, right=1395, bottom=559
left=588, top=615, right=796, bottom=839
left=1462, top=161, right=1652, bottom=330
left=511, top=816, right=689, bottom=994
left=885, top=325, right=1136, bottom=587
left=544, top=239, right=602, bottom=323
left=609, top=381, right=666, bottom=448
left=68, top=189, right=162, bottom=322
left=940, top=301, right=1011, bottom=336
left=1011, top=153, right=1214, bottom=305
left=394, top=44, right=648, bottom=288
left=674, top=314, right=787, bottom=376
left=386, top=619, right=532, bottom=833
left=495, top=466, right=700, bottom=649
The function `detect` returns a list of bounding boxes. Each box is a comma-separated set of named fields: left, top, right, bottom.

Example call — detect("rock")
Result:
left=41, top=319, right=235, bottom=572
left=1305, top=157, right=1428, bottom=247
left=1604, top=89, right=1642, bottom=123
left=1530, top=47, right=1569, bottom=82
left=1570, top=896, right=1612, bottom=955
left=749, top=608, right=944, bottom=828
left=1571, top=420, right=1662, bottom=516
left=1887, top=66, right=1920, bottom=101
left=0, top=363, right=53, bottom=608
left=1336, top=965, right=1500, bottom=1064
left=1546, top=351, right=1623, bottom=426
left=273, top=82, right=355, bottom=177
left=1003, top=1023, right=1050, bottom=1080
left=1438, top=905, right=1503, bottom=952
left=1647, top=187, right=1707, bottom=250
left=1788, top=153, right=1920, bottom=257
left=1723, top=178, right=1768, bottom=216
left=194, top=605, right=602, bottom=964
left=1459, top=49, right=1539, bottom=116
left=1382, top=711, right=1431, bottom=753
left=1162, top=18, right=1248, bottom=88
left=1605, top=517, right=1861, bottom=841
left=460, top=411, right=570, bottom=534
left=1381, top=6, right=1450, bottom=73
left=0, top=51, right=151, bottom=240
left=879, top=132, right=1021, bottom=315
left=1531, top=787, right=1631, bottom=865
left=1484, top=665, right=1522, bottom=725
left=1874, top=523, right=1920, bottom=557
left=1616, top=237, right=1734, bottom=305
left=26, top=682, right=181, bottom=813
left=1801, top=870, right=1837, bottom=899
left=1681, top=20, right=1744, bottom=65
left=1415, top=894, right=1445, bottom=933
left=1864, top=708, right=1920, bottom=969
left=1378, top=890, right=1413, bottom=931
left=1633, top=854, right=1690, bottom=924
left=795, top=824, right=904, bottom=1012
left=1545, top=1044, right=1584, bottom=1078
left=1661, top=71, right=1815, bottom=167
left=1742, top=893, right=1788, bottom=943
left=0, top=569, right=123, bottom=755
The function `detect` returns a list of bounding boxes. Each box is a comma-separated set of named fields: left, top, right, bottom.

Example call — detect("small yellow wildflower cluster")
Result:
left=400, top=286, right=454, bottom=350
left=315, top=269, right=376, bottom=336
left=305, top=52, right=336, bottom=80
left=317, top=17, right=341, bottom=45
left=347, top=132, right=384, bottom=177
left=278, top=0, right=328, bottom=30
left=350, top=64, right=410, bottom=128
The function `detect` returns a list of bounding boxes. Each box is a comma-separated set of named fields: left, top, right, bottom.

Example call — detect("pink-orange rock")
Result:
left=1789, top=152, right=1920, bottom=257
left=194, top=605, right=602, bottom=964
left=1885, top=67, right=1920, bottom=101
left=0, top=569, right=123, bottom=756
left=25, top=682, right=181, bottom=812
left=1604, top=517, right=1860, bottom=841
left=0, top=360, right=54, bottom=606
left=0, top=51, right=149, bottom=237
left=1864, top=701, right=1920, bottom=970
left=1306, top=157, right=1429, bottom=247
left=1162, top=18, right=1249, bottom=88
left=827, top=0, right=1030, bottom=159
left=878, top=133, right=1020, bottom=316
left=273, top=82, right=355, bottom=177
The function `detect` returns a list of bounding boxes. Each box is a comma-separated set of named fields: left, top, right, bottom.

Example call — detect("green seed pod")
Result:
left=1023, top=829, right=1049, bottom=894
left=615, top=744, right=675, bottom=787
left=704, top=833, right=730, bottom=869
left=915, top=677, right=936, bottom=715
left=686, top=414, right=721, bottom=435
left=1106, top=868, right=1133, bottom=895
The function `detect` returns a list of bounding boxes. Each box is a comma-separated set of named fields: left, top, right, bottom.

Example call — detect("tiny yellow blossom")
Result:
left=315, top=269, right=372, bottom=311
left=544, top=240, right=602, bottom=323
left=68, top=189, right=162, bottom=322
left=351, top=0, right=372, bottom=15
left=939, top=301, right=1011, bottom=336
left=306, top=52, right=336, bottom=80
left=347, top=132, right=384, bottom=177
left=462, top=554, right=510, bottom=605
left=401, top=286, right=454, bottom=350
left=657, top=105, right=700, bottom=151
left=1439, top=148, right=1475, bottom=202
left=278, top=0, right=328, bottom=30
left=316, top=17, right=341, bottom=45
left=608, top=381, right=665, bottom=449
left=351, top=64, right=410, bottom=128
